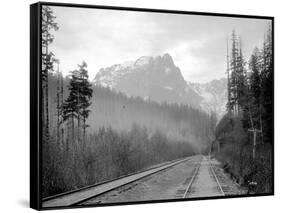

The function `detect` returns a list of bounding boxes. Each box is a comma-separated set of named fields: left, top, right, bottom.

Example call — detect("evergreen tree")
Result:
left=236, top=41, right=247, bottom=111
left=54, top=58, right=61, bottom=145
left=248, top=47, right=262, bottom=129
left=229, top=30, right=246, bottom=115
left=62, top=62, right=93, bottom=145
left=226, top=37, right=231, bottom=113
left=60, top=68, right=64, bottom=147
left=63, top=70, right=80, bottom=141
left=215, top=26, right=273, bottom=194
left=260, top=25, right=273, bottom=144
left=78, top=62, right=93, bottom=144
left=229, top=30, right=239, bottom=114
left=42, top=6, right=59, bottom=139
left=53, top=58, right=64, bottom=147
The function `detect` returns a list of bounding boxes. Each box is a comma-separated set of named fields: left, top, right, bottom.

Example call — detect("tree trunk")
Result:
left=42, top=82, right=45, bottom=139
left=83, top=117, right=86, bottom=147
left=56, top=68, right=60, bottom=146
left=77, top=88, right=80, bottom=143
left=44, top=14, right=49, bottom=140
left=45, top=76, right=49, bottom=139
left=60, top=73, right=64, bottom=146
left=259, top=104, right=264, bottom=144
left=71, top=112, right=74, bottom=143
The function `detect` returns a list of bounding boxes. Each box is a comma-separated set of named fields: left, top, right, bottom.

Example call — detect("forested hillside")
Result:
left=213, top=27, right=273, bottom=194
left=48, top=74, right=214, bottom=147
left=44, top=74, right=215, bottom=197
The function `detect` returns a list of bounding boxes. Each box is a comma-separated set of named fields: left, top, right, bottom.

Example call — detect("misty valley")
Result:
left=44, top=63, right=216, bottom=197
left=41, top=5, right=273, bottom=204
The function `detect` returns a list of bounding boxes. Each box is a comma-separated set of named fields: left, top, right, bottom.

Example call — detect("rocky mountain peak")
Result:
left=134, top=56, right=153, bottom=66
left=162, top=53, right=174, bottom=64
left=93, top=54, right=227, bottom=118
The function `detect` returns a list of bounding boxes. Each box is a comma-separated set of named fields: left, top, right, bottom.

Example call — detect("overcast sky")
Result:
left=49, top=6, right=270, bottom=83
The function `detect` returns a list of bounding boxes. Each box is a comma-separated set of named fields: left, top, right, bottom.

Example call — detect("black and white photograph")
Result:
left=31, top=2, right=273, bottom=209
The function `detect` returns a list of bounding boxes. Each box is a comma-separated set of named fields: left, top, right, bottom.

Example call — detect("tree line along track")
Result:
left=42, top=156, right=195, bottom=208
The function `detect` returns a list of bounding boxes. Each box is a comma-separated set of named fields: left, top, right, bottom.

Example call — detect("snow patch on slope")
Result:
left=164, top=86, right=174, bottom=91
left=187, top=78, right=227, bottom=119
left=165, top=67, right=171, bottom=75
left=134, top=56, right=152, bottom=66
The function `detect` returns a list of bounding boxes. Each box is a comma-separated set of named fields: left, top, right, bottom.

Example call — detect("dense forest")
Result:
left=48, top=77, right=215, bottom=150
left=41, top=6, right=215, bottom=197
left=213, top=28, right=273, bottom=193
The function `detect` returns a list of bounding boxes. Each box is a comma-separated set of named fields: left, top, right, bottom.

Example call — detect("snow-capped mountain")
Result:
left=94, top=53, right=202, bottom=107
left=187, top=79, right=227, bottom=119
left=93, top=53, right=227, bottom=118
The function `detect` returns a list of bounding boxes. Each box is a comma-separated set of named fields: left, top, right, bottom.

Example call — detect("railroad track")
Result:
left=42, top=156, right=194, bottom=208
left=209, top=162, right=225, bottom=196
left=175, top=156, right=225, bottom=198
left=210, top=164, right=238, bottom=195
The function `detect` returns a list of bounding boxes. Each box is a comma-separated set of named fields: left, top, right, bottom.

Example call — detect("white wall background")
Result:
left=0, top=0, right=279, bottom=212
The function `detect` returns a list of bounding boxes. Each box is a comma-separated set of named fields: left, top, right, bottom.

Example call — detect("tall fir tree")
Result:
left=63, top=69, right=80, bottom=142
left=229, top=30, right=239, bottom=114
left=62, top=62, right=93, bottom=145
left=42, top=6, right=59, bottom=140
left=260, top=25, right=273, bottom=144
left=248, top=47, right=262, bottom=129
left=77, top=62, right=93, bottom=145
left=236, top=41, right=247, bottom=111
left=60, top=68, right=64, bottom=147
left=54, top=58, right=61, bottom=145
left=226, top=37, right=231, bottom=113
left=228, top=30, right=246, bottom=115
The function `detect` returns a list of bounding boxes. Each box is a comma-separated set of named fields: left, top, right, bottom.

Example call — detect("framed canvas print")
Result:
left=30, top=2, right=274, bottom=210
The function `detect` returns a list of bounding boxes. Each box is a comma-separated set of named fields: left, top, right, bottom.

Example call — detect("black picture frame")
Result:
left=30, top=1, right=274, bottom=210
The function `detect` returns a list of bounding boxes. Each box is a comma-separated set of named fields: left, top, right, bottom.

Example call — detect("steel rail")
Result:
left=210, top=163, right=225, bottom=196
left=183, top=158, right=201, bottom=198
